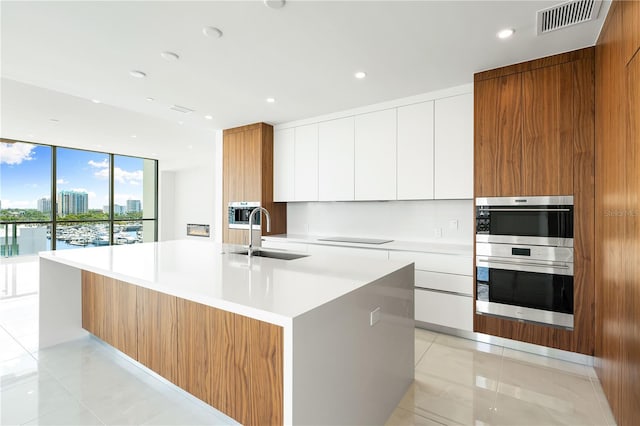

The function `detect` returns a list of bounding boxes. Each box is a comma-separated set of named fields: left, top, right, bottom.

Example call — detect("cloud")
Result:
left=0, top=142, right=36, bottom=165
left=88, top=159, right=109, bottom=169
left=87, top=157, right=143, bottom=185
left=57, top=178, right=69, bottom=185
left=114, top=167, right=143, bottom=184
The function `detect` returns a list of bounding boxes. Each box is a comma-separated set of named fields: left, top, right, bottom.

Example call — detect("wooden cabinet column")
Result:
left=223, top=123, right=287, bottom=244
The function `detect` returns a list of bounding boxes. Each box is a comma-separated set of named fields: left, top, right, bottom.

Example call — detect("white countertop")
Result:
left=39, top=240, right=412, bottom=326
left=263, top=234, right=472, bottom=256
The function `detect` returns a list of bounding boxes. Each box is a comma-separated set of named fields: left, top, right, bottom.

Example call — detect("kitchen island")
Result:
left=39, top=240, right=415, bottom=425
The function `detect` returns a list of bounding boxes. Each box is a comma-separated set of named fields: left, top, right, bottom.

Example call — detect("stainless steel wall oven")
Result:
left=475, top=196, right=574, bottom=329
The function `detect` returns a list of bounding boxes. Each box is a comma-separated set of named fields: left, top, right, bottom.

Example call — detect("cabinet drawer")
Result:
left=415, top=270, right=472, bottom=295
left=389, top=251, right=472, bottom=275
left=261, top=240, right=308, bottom=252
left=415, top=288, right=473, bottom=331
left=306, top=244, right=389, bottom=260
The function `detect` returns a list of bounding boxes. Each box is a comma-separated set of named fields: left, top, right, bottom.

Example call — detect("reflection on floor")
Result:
left=1, top=257, right=617, bottom=425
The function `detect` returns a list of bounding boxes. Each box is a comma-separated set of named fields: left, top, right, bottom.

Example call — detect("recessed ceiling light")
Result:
left=146, top=97, right=155, bottom=102
left=160, top=51, right=180, bottom=61
left=203, top=26, right=223, bottom=38
left=178, top=120, right=184, bottom=125
left=264, top=0, right=286, bottom=9
left=92, top=99, right=101, bottom=104
left=266, top=97, right=276, bottom=103
left=497, top=28, right=515, bottom=39
left=129, top=70, right=147, bottom=78
left=354, top=71, right=367, bottom=79
left=131, top=134, right=137, bottom=138
left=205, top=115, right=213, bottom=120
left=187, top=145, right=193, bottom=150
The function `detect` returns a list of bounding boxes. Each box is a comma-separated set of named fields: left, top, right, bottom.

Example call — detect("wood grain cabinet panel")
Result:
left=622, top=51, right=640, bottom=426
left=176, top=299, right=234, bottom=417
left=521, top=62, right=574, bottom=196
left=81, top=270, right=106, bottom=339
left=223, top=123, right=286, bottom=244
left=81, top=271, right=137, bottom=359
left=623, top=0, right=640, bottom=65
left=137, top=287, right=177, bottom=383
left=473, top=48, right=595, bottom=356
left=233, top=314, right=283, bottom=426
left=474, top=73, right=523, bottom=196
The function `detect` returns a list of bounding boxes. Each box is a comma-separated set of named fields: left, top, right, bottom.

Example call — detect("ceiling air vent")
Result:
left=536, top=0, right=602, bottom=35
left=169, top=105, right=194, bottom=114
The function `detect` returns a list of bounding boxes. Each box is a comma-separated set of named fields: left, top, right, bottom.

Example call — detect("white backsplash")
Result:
left=286, top=199, right=473, bottom=244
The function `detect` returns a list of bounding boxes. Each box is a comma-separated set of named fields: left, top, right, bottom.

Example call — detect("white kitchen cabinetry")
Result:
left=389, top=250, right=473, bottom=331
left=434, top=93, right=473, bottom=199
left=294, top=124, right=319, bottom=201
left=354, top=109, right=397, bottom=200
left=397, top=101, right=434, bottom=200
left=415, top=289, right=473, bottom=331
left=318, top=117, right=355, bottom=201
left=273, top=128, right=295, bottom=202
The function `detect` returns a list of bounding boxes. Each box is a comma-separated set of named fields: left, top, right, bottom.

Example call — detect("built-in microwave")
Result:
left=228, top=201, right=260, bottom=229
left=476, top=196, right=573, bottom=247
left=475, top=242, right=574, bottom=329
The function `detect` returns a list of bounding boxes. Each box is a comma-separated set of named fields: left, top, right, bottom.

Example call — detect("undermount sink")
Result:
left=233, top=249, right=309, bottom=261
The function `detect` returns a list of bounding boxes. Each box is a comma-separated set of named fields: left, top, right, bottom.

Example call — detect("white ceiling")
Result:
left=0, top=1, right=609, bottom=167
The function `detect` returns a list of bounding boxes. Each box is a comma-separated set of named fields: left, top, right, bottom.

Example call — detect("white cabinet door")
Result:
left=415, top=289, right=473, bottom=331
left=273, top=128, right=295, bottom=202
left=318, top=117, right=355, bottom=201
left=434, top=93, right=473, bottom=199
left=354, top=109, right=397, bottom=200
left=294, top=124, right=319, bottom=201
left=397, top=101, right=434, bottom=200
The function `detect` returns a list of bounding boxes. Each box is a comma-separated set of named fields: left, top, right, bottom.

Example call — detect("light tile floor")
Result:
left=1, top=257, right=618, bottom=425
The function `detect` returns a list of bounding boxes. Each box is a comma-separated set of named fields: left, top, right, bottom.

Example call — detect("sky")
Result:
left=0, top=142, right=147, bottom=210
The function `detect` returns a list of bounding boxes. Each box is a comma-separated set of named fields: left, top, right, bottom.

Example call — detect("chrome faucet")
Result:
left=247, top=206, right=271, bottom=257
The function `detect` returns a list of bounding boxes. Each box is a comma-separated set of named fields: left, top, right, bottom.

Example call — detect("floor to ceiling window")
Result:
left=0, top=140, right=157, bottom=257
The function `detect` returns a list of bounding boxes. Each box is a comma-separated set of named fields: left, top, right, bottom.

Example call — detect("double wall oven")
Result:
left=475, top=196, right=574, bottom=329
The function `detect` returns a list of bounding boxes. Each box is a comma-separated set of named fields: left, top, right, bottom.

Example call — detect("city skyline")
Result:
left=0, top=142, right=146, bottom=210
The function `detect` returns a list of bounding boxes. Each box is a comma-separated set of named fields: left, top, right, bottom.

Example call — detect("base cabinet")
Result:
left=82, top=271, right=283, bottom=426
left=137, top=287, right=177, bottom=383
left=81, top=271, right=137, bottom=360
left=415, top=289, right=473, bottom=331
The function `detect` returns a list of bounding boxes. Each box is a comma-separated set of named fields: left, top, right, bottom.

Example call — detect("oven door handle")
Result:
left=476, top=258, right=573, bottom=275
left=482, top=208, right=571, bottom=212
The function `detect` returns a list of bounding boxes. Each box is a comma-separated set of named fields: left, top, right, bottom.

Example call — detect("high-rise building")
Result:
left=37, top=197, right=52, bottom=213
left=103, top=204, right=126, bottom=215
left=57, top=191, right=88, bottom=216
left=126, top=199, right=141, bottom=213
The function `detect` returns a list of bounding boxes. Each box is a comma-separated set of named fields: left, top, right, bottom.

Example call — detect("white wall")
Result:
left=158, top=130, right=222, bottom=242
left=286, top=199, right=473, bottom=244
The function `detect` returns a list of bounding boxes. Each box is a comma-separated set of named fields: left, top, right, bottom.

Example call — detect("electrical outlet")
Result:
left=449, top=220, right=458, bottom=230
left=370, top=307, right=381, bottom=326
left=434, top=227, right=443, bottom=238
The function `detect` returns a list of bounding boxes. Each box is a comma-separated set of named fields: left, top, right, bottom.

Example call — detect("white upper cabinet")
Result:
left=397, top=101, right=434, bottom=200
left=294, top=124, right=319, bottom=201
left=354, top=109, right=397, bottom=200
left=318, top=117, right=355, bottom=201
left=273, top=128, right=295, bottom=202
left=434, top=93, right=473, bottom=199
